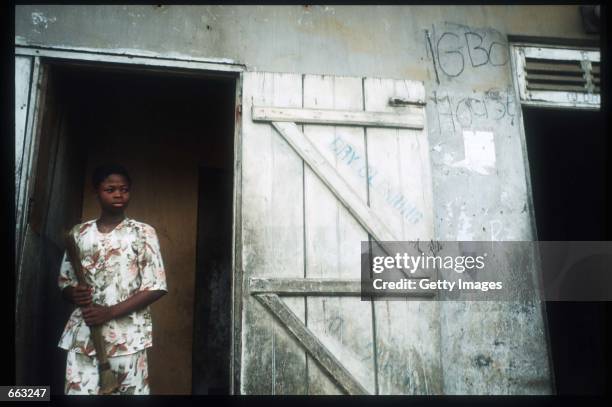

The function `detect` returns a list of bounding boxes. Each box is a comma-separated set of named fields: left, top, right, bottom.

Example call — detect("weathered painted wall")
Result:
left=15, top=5, right=598, bottom=394
left=16, top=5, right=592, bottom=78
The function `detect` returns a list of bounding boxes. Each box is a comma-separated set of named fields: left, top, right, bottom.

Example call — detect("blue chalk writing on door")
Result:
left=329, top=135, right=423, bottom=225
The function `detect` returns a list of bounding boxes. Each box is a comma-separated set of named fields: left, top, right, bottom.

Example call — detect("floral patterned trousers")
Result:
left=64, top=349, right=150, bottom=395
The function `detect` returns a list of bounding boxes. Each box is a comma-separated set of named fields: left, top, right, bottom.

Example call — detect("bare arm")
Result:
left=110, top=290, right=166, bottom=319
left=82, top=290, right=166, bottom=326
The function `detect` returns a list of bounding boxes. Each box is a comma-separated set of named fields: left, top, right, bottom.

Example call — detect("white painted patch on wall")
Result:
left=443, top=200, right=456, bottom=239
left=444, top=201, right=454, bottom=220
left=450, top=130, right=496, bottom=175
left=442, top=152, right=454, bottom=165
left=456, top=207, right=473, bottom=240
left=490, top=219, right=504, bottom=240
left=127, top=12, right=143, bottom=18
left=31, top=12, right=56, bottom=29
left=202, top=10, right=218, bottom=21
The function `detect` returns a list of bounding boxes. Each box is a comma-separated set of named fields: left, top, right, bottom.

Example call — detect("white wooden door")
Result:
left=15, top=56, right=46, bottom=265
left=14, top=55, right=48, bottom=385
left=238, top=72, right=440, bottom=394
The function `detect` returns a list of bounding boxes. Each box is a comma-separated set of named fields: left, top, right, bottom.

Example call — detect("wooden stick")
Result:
left=64, top=232, right=119, bottom=395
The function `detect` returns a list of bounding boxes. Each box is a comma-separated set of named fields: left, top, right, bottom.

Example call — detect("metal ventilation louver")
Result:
left=514, top=45, right=600, bottom=109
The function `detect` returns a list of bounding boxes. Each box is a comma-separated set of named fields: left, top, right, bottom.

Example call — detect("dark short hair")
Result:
left=92, top=164, right=132, bottom=189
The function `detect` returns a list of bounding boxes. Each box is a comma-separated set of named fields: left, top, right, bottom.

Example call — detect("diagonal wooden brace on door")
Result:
left=250, top=105, right=431, bottom=394
left=252, top=108, right=401, bottom=244
left=249, top=277, right=435, bottom=395
left=271, top=120, right=399, bottom=243
left=253, top=292, right=369, bottom=395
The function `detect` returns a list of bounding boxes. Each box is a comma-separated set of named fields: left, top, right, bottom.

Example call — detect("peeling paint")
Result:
left=474, top=354, right=493, bottom=367
left=31, top=11, right=56, bottom=29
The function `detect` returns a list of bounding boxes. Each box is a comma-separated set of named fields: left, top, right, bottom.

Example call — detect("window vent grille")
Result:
left=514, top=45, right=600, bottom=109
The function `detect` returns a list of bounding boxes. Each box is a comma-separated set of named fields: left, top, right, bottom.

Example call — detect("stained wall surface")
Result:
left=15, top=5, right=599, bottom=394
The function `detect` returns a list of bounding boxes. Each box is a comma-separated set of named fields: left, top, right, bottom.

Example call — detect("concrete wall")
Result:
left=15, top=5, right=599, bottom=394
left=16, top=5, right=593, bottom=78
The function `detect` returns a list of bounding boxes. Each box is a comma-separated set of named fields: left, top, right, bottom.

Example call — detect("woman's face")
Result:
left=96, top=173, right=131, bottom=213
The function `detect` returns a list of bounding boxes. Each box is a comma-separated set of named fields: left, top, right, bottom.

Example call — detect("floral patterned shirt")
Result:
left=58, top=217, right=167, bottom=357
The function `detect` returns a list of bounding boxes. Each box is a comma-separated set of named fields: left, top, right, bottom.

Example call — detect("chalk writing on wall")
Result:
left=425, top=25, right=509, bottom=79
left=424, top=23, right=520, bottom=241
left=429, top=88, right=516, bottom=134
left=329, top=135, right=424, bottom=225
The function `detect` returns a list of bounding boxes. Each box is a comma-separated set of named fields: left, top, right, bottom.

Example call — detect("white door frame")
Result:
left=14, top=44, right=246, bottom=394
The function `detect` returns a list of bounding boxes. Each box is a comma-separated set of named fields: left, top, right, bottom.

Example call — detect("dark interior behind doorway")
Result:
left=522, top=107, right=607, bottom=395
left=193, top=167, right=233, bottom=394
left=20, top=62, right=236, bottom=394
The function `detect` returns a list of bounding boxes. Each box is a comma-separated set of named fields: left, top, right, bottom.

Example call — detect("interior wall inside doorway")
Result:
left=522, top=106, right=607, bottom=395
left=33, top=63, right=236, bottom=394
left=193, top=166, right=233, bottom=394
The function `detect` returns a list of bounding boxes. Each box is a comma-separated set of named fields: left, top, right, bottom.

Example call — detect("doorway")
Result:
left=522, top=107, right=607, bottom=394
left=18, top=60, right=236, bottom=394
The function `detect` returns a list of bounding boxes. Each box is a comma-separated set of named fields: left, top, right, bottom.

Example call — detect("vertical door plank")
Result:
left=364, top=78, right=442, bottom=394
left=15, top=225, right=45, bottom=384
left=303, top=75, right=375, bottom=394
left=241, top=72, right=307, bottom=394
left=15, top=56, right=32, bottom=215
left=16, top=57, right=43, bottom=263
